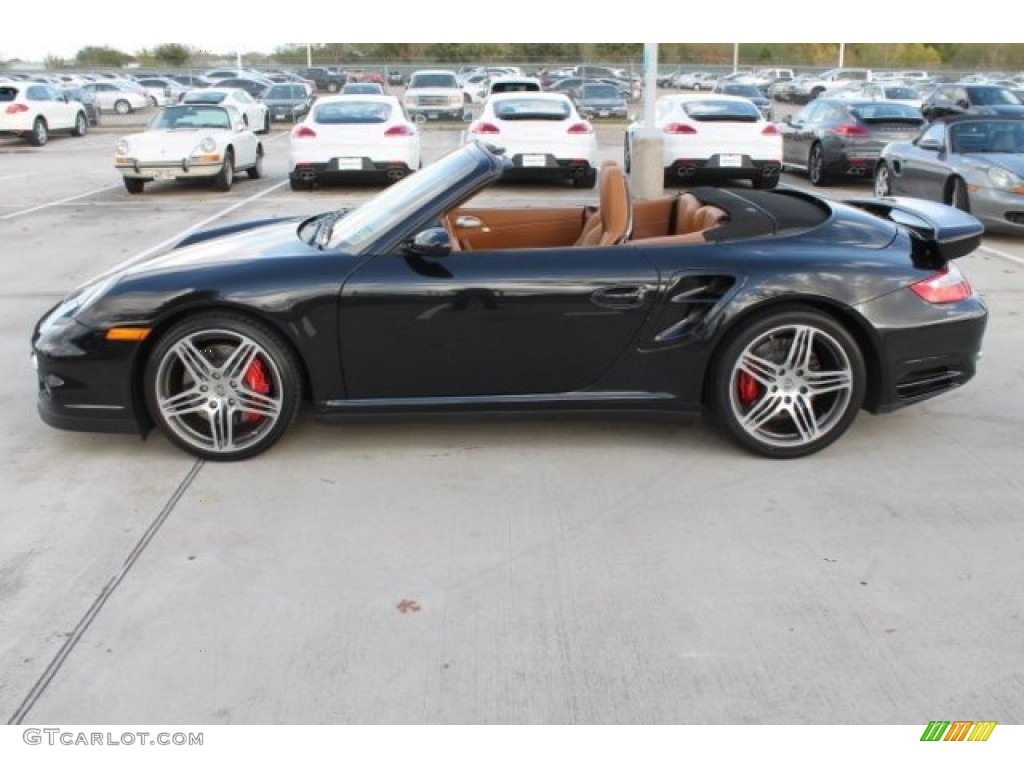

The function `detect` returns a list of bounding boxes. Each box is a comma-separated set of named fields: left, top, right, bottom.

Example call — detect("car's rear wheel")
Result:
left=573, top=168, right=597, bottom=189
left=712, top=309, right=865, bottom=458
left=72, top=112, right=88, bottom=137
left=123, top=177, right=145, bottom=194
left=289, top=175, right=311, bottom=191
left=751, top=173, right=778, bottom=189
left=247, top=146, right=264, bottom=179
left=874, top=162, right=892, bottom=196
left=144, top=313, right=302, bottom=461
left=949, top=177, right=970, bottom=212
left=28, top=117, right=48, bottom=146
left=808, top=143, right=829, bottom=186
left=213, top=148, right=234, bottom=191
left=114, top=99, right=131, bottom=115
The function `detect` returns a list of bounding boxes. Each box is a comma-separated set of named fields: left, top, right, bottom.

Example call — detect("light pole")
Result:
left=629, top=43, right=665, bottom=200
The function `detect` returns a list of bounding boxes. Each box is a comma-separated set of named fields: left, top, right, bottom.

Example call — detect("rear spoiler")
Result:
left=844, top=196, right=983, bottom=268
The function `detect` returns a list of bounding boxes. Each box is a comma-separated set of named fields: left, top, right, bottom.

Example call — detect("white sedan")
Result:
left=81, top=82, right=150, bottom=114
left=181, top=88, right=270, bottom=135
left=626, top=93, right=782, bottom=189
left=464, top=92, right=599, bottom=188
left=288, top=94, right=421, bottom=190
left=114, top=103, right=263, bottom=194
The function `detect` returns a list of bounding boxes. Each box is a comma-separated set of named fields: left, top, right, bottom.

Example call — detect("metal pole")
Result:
left=838, top=43, right=845, bottom=68
left=307, top=43, right=312, bottom=68
left=733, top=42, right=739, bottom=73
left=643, top=43, right=657, bottom=128
left=631, top=43, right=664, bottom=200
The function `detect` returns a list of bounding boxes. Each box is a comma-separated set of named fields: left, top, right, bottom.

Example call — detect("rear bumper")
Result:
left=667, top=158, right=781, bottom=182
left=290, top=160, right=415, bottom=184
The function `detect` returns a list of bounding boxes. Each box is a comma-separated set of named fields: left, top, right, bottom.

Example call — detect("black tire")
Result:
left=949, top=177, right=970, bottom=212
left=751, top=173, right=778, bottom=190
left=711, top=309, right=866, bottom=459
left=247, top=147, right=264, bottom=180
left=123, top=177, right=145, bottom=194
left=808, top=143, right=829, bottom=187
left=289, top=175, right=311, bottom=191
left=213, top=148, right=234, bottom=191
left=144, top=312, right=303, bottom=461
left=72, top=111, right=88, bottom=137
left=874, top=162, right=893, bottom=197
left=114, top=99, right=131, bottom=115
left=28, top=117, right=48, bottom=146
left=258, top=113, right=270, bottom=135
left=811, top=87, right=825, bottom=101
left=146, top=95, right=157, bottom=108
left=573, top=168, right=597, bottom=189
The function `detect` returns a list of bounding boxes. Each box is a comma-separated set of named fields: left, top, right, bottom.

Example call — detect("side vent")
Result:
left=654, top=275, right=737, bottom=344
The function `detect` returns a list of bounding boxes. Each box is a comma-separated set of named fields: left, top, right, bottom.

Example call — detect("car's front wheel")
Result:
left=144, top=312, right=303, bottom=461
left=213, top=148, right=234, bottom=191
left=874, top=162, right=893, bottom=197
left=247, top=146, right=264, bottom=180
left=72, top=112, right=88, bottom=137
left=123, top=177, right=145, bottom=194
left=949, top=177, right=970, bottom=212
left=711, top=309, right=866, bottom=458
left=114, top=99, right=131, bottom=115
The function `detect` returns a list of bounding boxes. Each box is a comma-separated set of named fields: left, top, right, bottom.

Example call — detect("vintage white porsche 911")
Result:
left=114, top=103, right=264, bottom=194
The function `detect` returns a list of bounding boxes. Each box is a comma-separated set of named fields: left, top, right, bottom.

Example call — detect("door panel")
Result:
left=446, top=206, right=587, bottom=250
left=337, top=244, right=660, bottom=399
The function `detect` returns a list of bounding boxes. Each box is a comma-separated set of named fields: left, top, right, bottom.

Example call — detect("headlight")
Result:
left=988, top=166, right=1023, bottom=190
left=38, top=275, right=118, bottom=336
left=115, top=139, right=130, bottom=156
left=200, top=137, right=217, bottom=153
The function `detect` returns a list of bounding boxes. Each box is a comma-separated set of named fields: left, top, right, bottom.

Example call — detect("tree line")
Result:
left=17, top=42, right=1024, bottom=72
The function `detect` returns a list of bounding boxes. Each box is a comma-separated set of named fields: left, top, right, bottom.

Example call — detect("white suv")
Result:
left=0, top=82, right=89, bottom=146
left=404, top=70, right=465, bottom=121
left=792, top=68, right=873, bottom=104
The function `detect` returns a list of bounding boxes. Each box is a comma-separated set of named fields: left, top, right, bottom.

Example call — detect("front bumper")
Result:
left=116, top=157, right=222, bottom=180
left=965, top=186, right=1024, bottom=235
left=32, top=314, right=144, bottom=435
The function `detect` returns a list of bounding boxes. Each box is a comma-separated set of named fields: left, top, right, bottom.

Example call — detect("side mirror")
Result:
left=405, top=227, right=453, bottom=258
left=955, top=99, right=970, bottom=110
left=917, top=138, right=942, bottom=151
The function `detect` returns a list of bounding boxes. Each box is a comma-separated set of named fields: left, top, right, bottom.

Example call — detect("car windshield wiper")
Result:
left=312, top=208, right=351, bottom=249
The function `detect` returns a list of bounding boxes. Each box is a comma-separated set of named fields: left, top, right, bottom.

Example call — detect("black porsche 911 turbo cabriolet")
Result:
left=32, top=142, right=988, bottom=461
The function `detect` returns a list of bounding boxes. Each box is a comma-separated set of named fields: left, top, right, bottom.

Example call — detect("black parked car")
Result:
left=714, top=82, right=773, bottom=120
left=780, top=98, right=925, bottom=185
left=262, top=83, right=316, bottom=122
left=32, top=143, right=987, bottom=461
left=61, top=86, right=100, bottom=126
left=295, top=67, right=347, bottom=93
left=211, top=77, right=272, bottom=100
left=921, top=83, right=1024, bottom=121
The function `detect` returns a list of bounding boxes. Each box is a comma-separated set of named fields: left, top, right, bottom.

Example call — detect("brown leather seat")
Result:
left=575, top=162, right=632, bottom=246
left=630, top=195, right=729, bottom=246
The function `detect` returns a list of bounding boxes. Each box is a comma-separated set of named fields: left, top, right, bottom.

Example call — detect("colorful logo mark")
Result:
left=921, top=721, right=996, bottom=742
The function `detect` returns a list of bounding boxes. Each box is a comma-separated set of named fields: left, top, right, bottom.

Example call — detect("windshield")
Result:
left=884, top=86, right=920, bottom=100
left=148, top=105, right=231, bottom=130
left=326, top=147, right=483, bottom=252
left=582, top=84, right=619, bottom=99
left=184, top=91, right=228, bottom=105
left=313, top=101, right=391, bottom=124
left=266, top=85, right=306, bottom=99
left=683, top=99, right=761, bottom=122
left=966, top=86, right=1021, bottom=106
left=950, top=121, right=1024, bottom=153
left=494, top=98, right=570, bottom=120
left=722, top=84, right=761, bottom=97
left=849, top=102, right=923, bottom=121
left=409, top=73, right=458, bottom=89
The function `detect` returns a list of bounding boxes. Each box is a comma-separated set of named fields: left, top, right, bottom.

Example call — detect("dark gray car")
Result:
left=263, top=83, right=315, bottom=122
left=875, top=115, right=1024, bottom=235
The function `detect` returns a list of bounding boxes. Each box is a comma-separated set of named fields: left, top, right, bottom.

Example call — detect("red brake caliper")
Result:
left=736, top=371, right=761, bottom=407
left=242, top=357, right=270, bottom=423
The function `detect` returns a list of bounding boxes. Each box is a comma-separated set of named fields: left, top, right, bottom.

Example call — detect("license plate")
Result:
left=718, top=154, right=743, bottom=168
left=151, top=170, right=177, bottom=180
left=598, top=110, right=610, bottom=117
left=521, top=154, right=546, bottom=167
left=427, top=112, right=439, bottom=120
left=335, top=158, right=362, bottom=171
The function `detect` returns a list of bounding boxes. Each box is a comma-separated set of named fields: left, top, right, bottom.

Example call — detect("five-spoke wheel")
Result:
left=145, top=314, right=302, bottom=461
left=713, top=310, right=865, bottom=458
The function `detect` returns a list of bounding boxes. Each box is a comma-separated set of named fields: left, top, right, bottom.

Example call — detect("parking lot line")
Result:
left=979, top=245, right=1024, bottom=267
left=0, top=173, right=29, bottom=182
left=0, top=184, right=119, bottom=221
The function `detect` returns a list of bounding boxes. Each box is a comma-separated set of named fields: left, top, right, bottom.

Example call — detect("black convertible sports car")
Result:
left=32, top=143, right=988, bottom=461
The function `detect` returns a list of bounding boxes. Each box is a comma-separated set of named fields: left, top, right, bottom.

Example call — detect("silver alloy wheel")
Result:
left=874, top=164, right=891, bottom=197
left=727, top=323, right=855, bottom=449
left=152, top=329, right=285, bottom=455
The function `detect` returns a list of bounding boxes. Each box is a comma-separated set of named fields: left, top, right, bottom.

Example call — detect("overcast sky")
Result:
left=0, top=4, right=1010, bottom=63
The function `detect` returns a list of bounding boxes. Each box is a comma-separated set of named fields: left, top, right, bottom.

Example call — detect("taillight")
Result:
left=292, top=125, right=316, bottom=138
left=664, top=123, right=697, bottom=134
left=567, top=122, right=593, bottom=134
left=5, top=104, right=29, bottom=114
left=761, top=124, right=780, bottom=135
left=829, top=124, right=870, bottom=137
left=910, top=263, right=973, bottom=304
left=384, top=124, right=415, bottom=137
left=470, top=122, right=500, bottom=134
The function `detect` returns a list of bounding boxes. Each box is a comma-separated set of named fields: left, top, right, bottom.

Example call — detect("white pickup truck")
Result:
left=791, top=68, right=874, bottom=104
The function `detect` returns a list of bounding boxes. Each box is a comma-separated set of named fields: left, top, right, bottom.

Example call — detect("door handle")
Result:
left=592, top=285, right=648, bottom=309
left=455, top=216, right=484, bottom=229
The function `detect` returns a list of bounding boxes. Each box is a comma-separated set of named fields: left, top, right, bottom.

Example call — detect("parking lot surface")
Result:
left=2, top=110, right=1023, bottom=724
